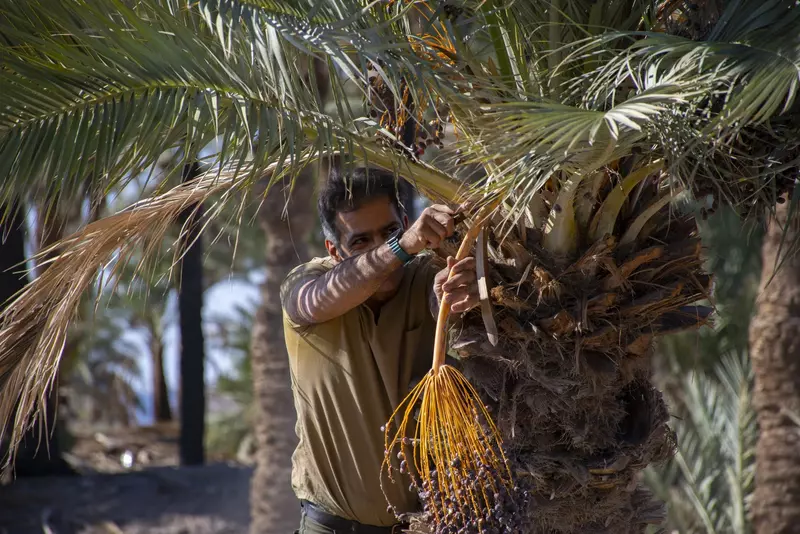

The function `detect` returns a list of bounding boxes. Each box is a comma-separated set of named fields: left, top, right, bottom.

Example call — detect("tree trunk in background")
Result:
left=249, top=172, right=316, bottom=534
left=177, top=161, right=206, bottom=465
left=148, top=313, right=172, bottom=423
left=250, top=57, right=330, bottom=534
left=0, top=203, right=27, bottom=322
left=750, top=198, right=800, bottom=534
left=11, top=203, right=77, bottom=477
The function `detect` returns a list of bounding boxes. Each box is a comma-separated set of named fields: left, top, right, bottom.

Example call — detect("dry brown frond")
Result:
left=0, top=140, right=468, bottom=472
left=0, top=156, right=305, bottom=471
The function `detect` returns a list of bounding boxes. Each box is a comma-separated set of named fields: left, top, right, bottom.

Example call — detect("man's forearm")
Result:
left=294, top=244, right=402, bottom=324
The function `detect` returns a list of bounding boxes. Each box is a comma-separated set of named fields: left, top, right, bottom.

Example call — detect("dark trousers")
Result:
left=294, top=502, right=405, bottom=533
left=295, top=512, right=334, bottom=534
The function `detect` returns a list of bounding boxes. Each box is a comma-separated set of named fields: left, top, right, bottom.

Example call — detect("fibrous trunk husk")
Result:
left=409, top=193, right=709, bottom=533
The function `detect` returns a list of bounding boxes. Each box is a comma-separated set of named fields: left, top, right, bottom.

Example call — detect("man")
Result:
left=281, top=166, right=480, bottom=533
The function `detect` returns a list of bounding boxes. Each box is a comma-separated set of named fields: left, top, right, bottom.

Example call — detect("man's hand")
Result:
left=399, top=204, right=456, bottom=255
left=433, top=256, right=480, bottom=314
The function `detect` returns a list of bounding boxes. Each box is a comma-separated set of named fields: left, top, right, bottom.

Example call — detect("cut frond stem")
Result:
left=542, top=172, right=584, bottom=257
left=476, top=228, right=498, bottom=347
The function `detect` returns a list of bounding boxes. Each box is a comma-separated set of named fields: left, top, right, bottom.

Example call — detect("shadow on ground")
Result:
left=0, top=463, right=258, bottom=534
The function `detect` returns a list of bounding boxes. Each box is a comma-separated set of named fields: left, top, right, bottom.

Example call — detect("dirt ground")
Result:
left=0, top=463, right=255, bottom=534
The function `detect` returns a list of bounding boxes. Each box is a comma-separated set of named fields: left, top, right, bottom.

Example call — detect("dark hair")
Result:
left=318, top=166, right=413, bottom=244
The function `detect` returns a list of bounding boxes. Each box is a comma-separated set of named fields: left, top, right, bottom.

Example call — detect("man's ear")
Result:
left=325, top=239, right=343, bottom=263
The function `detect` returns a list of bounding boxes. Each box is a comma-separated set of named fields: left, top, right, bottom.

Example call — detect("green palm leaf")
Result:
left=645, top=351, right=756, bottom=534
left=0, top=0, right=401, bottom=209
left=579, top=0, right=800, bottom=133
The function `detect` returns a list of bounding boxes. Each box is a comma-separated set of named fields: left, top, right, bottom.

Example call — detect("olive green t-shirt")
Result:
left=281, top=254, right=439, bottom=527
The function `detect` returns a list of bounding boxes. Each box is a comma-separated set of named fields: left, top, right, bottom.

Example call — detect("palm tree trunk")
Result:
left=250, top=173, right=316, bottom=534
left=750, top=198, right=800, bottom=534
left=0, top=203, right=27, bottom=327
left=0, top=203, right=32, bottom=472
left=250, top=57, right=329, bottom=534
left=10, top=202, right=78, bottom=476
left=177, top=161, right=206, bottom=465
left=150, top=318, right=172, bottom=423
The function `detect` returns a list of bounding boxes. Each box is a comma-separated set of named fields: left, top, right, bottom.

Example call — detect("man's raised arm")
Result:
left=284, top=205, right=457, bottom=326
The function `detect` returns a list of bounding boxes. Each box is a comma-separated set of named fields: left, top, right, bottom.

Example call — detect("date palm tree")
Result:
left=1, top=1, right=799, bottom=532
left=750, top=198, right=800, bottom=534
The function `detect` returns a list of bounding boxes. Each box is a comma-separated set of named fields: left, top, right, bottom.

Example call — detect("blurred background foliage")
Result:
left=204, top=303, right=256, bottom=463
left=646, top=206, right=763, bottom=534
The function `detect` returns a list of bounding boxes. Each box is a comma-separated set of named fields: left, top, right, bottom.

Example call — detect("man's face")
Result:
left=326, top=196, right=409, bottom=300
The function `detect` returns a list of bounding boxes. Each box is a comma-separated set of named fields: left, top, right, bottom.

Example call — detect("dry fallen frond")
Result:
left=0, top=165, right=256, bottom=471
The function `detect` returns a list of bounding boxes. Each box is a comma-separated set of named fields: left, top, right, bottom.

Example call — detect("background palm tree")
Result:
left=177, top=159, right=208, bottom=466
left=749, top=198, right=800, bottom=534
left=59, top=300, right=143, bottom=430
left=249, top=171, right=316, bottom=534
left=206, top=303, right=257, bottom=462
left=1, top=1, right=799, bottom=532
left=248, top=57, right=331, bottom=533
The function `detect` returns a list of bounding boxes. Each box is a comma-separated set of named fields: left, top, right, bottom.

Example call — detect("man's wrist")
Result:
left=387, top=231, right=418, bottom=265
left=398, top=233, right=422, bottom=256
left=388, top=237, right=413, bottom=265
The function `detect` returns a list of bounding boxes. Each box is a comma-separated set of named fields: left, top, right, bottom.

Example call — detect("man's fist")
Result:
left=399, top=204, right=456, bottom=255
left=433, top=256, right=480, bottom=313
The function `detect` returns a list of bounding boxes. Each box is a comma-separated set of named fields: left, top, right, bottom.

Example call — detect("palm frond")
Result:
left=645, top=351, right=756, bottom=534
left=0, top=0, right=415, bottom=212
left=0, top=161, right=255, bottom=468
left=467, top=86, right=689, bottom=168
left=423, top=0, right=800, bottom=225
left=595, top=32, right=800, bottom=134
left=3, top=0, right=799, bottom=225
